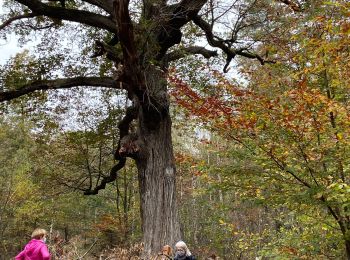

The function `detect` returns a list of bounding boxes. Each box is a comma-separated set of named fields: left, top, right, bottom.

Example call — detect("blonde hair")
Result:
left=162, top=245, right=172, bottom=256
left=175, top=241, right=192, bottom=256
left=31, top=228, right=47, bottom=239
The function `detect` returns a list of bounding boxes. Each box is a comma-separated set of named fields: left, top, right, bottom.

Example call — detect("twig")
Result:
left=77, top=239, right=98, bottom=260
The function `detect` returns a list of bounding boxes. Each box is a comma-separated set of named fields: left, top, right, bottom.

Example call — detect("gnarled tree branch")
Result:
left=16, top=0, right=117, bottom=33
left=0, top=76, right=121, bottom=102
left=84, top=104, right=139, bottom=195
left=0, top=13, right=37, bottom=31
left=155, top=0, right=208, bottom=59
left=114, top=0, right=145, bottom=99
left=166, top=46, right=218, bottom=61
left=192, top=14, right=275, bottom=70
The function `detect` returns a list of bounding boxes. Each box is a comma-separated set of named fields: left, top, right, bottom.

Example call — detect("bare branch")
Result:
left=84, top=105, right=139, bottom=195
left=25, top=21, right=57, bottom=30
left=192, top=14, right=275, bottom=70
left=0, top=13, right=37, bottom=31
left=0, top=76, right=122, bottom=102
left=166, top=46, right=217, bottom=61
left=79, top=239, right=98, bottom=259
left=16, top=0, right=117, bottom=33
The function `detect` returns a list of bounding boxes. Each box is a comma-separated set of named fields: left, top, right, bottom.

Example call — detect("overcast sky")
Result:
left=0, top=0, right=22, bottom=64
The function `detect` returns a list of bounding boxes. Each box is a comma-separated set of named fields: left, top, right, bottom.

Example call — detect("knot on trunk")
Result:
left=119, top=133, right=142, bottom=158
left=91, top=40, right=122, bottom=64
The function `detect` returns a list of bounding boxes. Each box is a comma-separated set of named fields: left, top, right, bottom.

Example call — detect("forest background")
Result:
left=1, top=0, right=350, bottom=259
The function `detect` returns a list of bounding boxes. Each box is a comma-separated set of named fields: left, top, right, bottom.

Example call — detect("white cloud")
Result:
left=0, top=33, right=21, bottom=64
left=0, top=1, right=22, bottom=64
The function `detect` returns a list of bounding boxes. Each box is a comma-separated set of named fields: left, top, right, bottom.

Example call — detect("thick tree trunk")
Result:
left=135, top=68, right=181, bottom=257
left=113, top=0, right=192, bottom=255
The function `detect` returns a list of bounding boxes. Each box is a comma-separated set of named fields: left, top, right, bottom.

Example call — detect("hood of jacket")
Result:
left=23, top=239, right=45, bottom=257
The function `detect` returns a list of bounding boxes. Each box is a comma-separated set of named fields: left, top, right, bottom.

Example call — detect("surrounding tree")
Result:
left=170, top=0, right=350, bottom=257
left=0, top=112, right=143, bottom=258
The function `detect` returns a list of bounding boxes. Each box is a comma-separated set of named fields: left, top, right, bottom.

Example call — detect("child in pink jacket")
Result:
left=15, top=228, right=51, bottom=260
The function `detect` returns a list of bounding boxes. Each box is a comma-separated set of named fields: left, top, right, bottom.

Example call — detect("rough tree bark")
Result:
left=112, top=0, right=182, bottom=254
left=137, top=67, right=183, bottom=256
left=136, top=92, right=181, bottom=255
left=111, top=0, right=211, bottom=255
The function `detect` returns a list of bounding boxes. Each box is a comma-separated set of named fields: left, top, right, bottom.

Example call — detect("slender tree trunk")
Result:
left=346, top=239, right=350, bottom=260
left=342, top=224, right=350, bottom=260
left=334, top=213, right=350, bottom=259
left=135, top=68, right=181, bottom=257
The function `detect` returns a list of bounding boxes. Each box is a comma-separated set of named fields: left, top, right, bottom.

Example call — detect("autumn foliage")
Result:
left=169, top=1, right=350, bottom=257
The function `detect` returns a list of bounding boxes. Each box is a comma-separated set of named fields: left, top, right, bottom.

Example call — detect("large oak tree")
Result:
left=0, top=0, right=300, bottom=256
